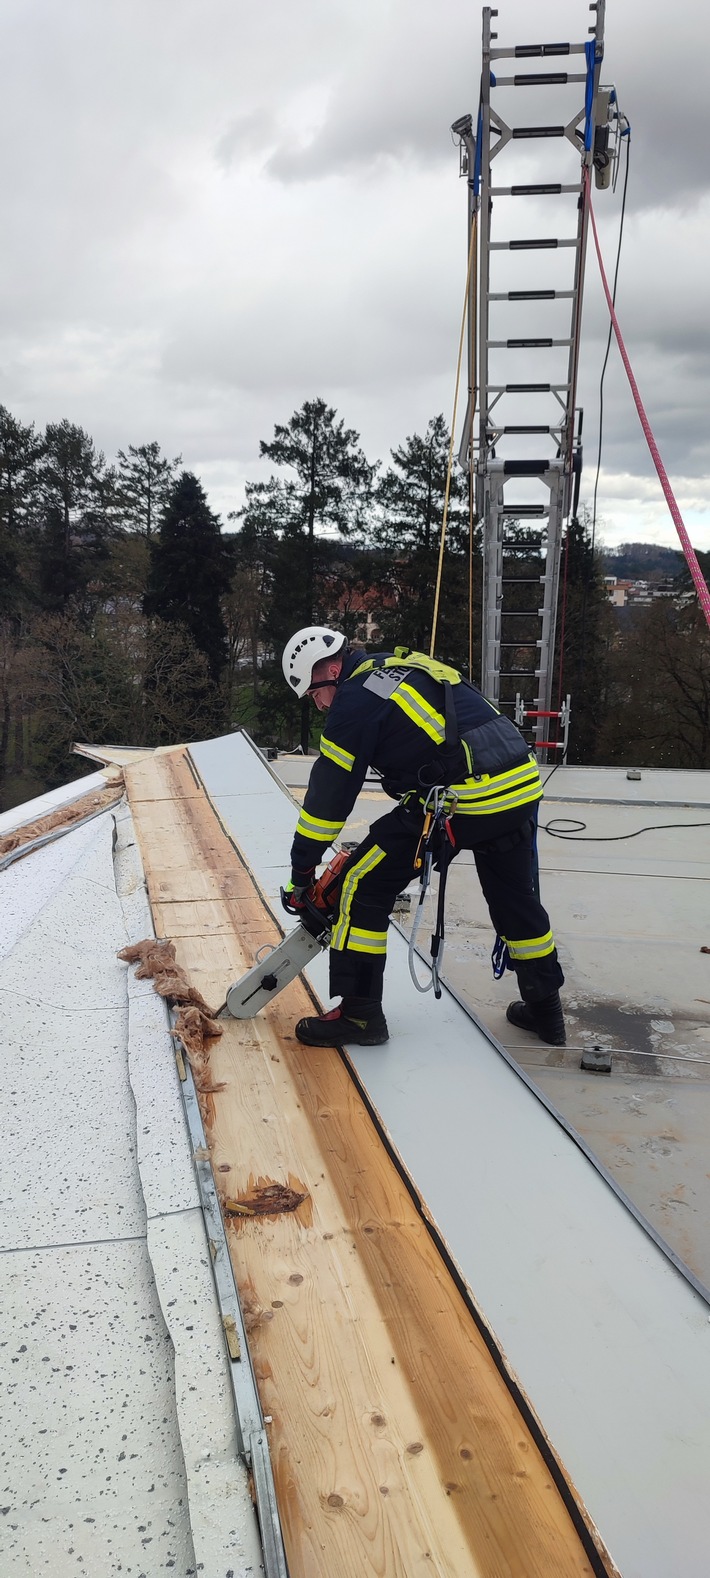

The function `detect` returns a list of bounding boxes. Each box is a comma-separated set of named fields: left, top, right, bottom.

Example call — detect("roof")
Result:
left=0, top=781, right=262, bottom=1576
left=207, top=734, right=710, bottom=1578
left=3, top=735, right=710, bottom=1577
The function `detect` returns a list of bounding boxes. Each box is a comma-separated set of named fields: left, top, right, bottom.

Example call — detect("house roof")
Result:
left=0, top=780, right=262, bottom=1576
left=3, top=734, right=710, bottom=1577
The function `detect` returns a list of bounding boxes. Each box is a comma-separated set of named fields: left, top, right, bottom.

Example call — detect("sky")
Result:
left=1, top=0, right=709, bottom=551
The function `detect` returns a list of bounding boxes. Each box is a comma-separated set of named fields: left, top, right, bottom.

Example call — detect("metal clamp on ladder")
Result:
left=515, top=693, right=572, bottom=763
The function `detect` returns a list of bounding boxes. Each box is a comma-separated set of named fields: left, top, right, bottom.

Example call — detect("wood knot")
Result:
left=371, top=1414, right=386, bottom=1429
left=406, top=1442, right=424, bottom=1456
left=288, top=1273, right=303, bottom=1285
left=327, top=1493, right=344, bottom=1509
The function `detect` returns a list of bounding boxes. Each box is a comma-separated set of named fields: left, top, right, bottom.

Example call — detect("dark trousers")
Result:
left=329, top=802, right=563, bottom=1006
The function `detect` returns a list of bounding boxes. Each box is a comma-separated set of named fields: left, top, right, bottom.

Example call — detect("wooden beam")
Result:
left=125, top=748, right=617, bottom=1578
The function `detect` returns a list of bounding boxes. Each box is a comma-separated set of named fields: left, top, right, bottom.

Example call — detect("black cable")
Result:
left=540, top=816, right=710, bottom=842
left=591, top=120, right=631, bottom=554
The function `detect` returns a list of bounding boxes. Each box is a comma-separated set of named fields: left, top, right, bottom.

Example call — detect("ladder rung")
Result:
left=490, top=382, right=570, bottom=392
left=500, top=641, right=543, bottom=647
left=491, top=337, right=552, bottom=348
left=497, top=43, right=582, bottom=59
left=490, top=183, right=580, bottom=197
left=511, top=126, right=565, bottom=139
left=487, top=337, right=571, bottom=348
left=502, top=508, right=547, bottom=519
left=498, top=425, right=552, bottom=434
left=491, top=237, right=578, bottom=251
left=507, top=668, right=541, bottom=675
left=501, top=611, right=543, bottom=618
left=489, top=289, right=574, bottom=300
left=503, top=459, right=553, bottom=476
left=494, top=72, right=586, bottom=86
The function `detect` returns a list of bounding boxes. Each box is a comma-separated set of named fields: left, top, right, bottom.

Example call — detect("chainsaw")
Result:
left=225, top=850, right=349, bottom=1019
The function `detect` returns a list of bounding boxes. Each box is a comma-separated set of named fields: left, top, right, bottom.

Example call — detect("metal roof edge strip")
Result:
left=0, top=795, right=124, bottom=873
left=117, top=781, right=288, bottom=1578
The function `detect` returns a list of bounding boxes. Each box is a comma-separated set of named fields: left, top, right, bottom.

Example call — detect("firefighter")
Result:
left=282, top=625, right=565, bottom=1048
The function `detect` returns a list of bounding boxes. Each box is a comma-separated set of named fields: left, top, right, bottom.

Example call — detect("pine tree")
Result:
left=0, top=406, right=44, bottom=620
left=115, top=441, right=181, bottom=537
left=0, top=406, right=44, bottom=536
left=260, top=398, right=374, bottom=626
left=38, top=420, right=112, bottom=608
left=143, top=471, right=229, bottom=684
left=258, top=399, right=374, bottom=750
left=373, top=415, right=476, bottom=667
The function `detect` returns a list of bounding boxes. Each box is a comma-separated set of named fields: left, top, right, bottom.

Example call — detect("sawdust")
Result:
left=117, top=936, right=223, bottom=1096
left=0, top=779, right=124, bottom=859
left=224, top=1181, right=308, bottom=1219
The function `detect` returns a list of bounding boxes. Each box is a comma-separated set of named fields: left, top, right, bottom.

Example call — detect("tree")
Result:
left=598, top=597, right=710, bottom=768
left=0, top=407, right=45, bottom=623
left=37, top=420, right=112, bottom=609
left=258, top=399, right=374, bottom=750
left=225, top=489, right=279, bottom=710
left=372, top=415, right=475, bottom=666
left=0, top=406, right=44, bottom=536
left=143, top=471, right=230, bottom=685
left=29, top=612, right=143, bottom=786
left=115, top=441, right=181, bottom=538
left=260, top=398, right=374, bottom=624
left=552, top=510, right=615, bottom=763
left=143, top=618, right=222, bottom=744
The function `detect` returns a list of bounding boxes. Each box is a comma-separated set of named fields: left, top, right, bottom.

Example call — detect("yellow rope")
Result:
left=430, top=213, right=477, bottom=658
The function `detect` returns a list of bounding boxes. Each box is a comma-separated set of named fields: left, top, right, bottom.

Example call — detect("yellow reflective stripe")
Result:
left=352, top=652, right=461, bottom=685
left=347, top=927, right=388, bottom=954
left=454, top=782, right=544, bottom=815
left=331, top=844, right=387, bottom=950
left=392, top=683, right=446, bottom=744
left=449, top=755, right=541, bottom=798
left=295, top=808, right=345, bottom=842
left=320, top=735, right=355, bottom=772
left=504, top=931, right=555, bottom=960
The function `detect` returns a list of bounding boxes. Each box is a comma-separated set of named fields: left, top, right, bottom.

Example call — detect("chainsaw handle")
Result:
left=280, top=884, right=307, bottom=917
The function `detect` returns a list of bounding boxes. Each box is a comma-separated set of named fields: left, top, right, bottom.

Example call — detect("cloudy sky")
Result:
left=2, top=0, right=709, bottom=550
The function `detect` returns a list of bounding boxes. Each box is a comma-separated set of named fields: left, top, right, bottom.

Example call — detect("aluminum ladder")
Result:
left=455, top=2, right=608, bottom=756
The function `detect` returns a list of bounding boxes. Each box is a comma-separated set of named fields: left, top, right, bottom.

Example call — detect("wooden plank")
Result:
left=125, top=751, right=616, bottom=1578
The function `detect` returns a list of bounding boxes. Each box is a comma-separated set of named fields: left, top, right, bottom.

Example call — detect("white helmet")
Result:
left=282, top=626, right=346, bottom=699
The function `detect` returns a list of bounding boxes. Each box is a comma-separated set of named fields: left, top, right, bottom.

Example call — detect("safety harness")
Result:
left=351, top=646, right=532, bottom=789
left=351, top=647, right=538, bottom=996
left=408, top=786, right=457, bottom=999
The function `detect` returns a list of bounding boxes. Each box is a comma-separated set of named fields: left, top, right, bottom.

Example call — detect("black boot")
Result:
left=295, top=997, right=389, bottom=1048
left=506, top=990, right=566, bottom=1047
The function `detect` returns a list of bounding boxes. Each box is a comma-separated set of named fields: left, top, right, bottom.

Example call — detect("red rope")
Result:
left=585, top=167, right=710, bottom=630
left=556, top=522, right=570, bottom=711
